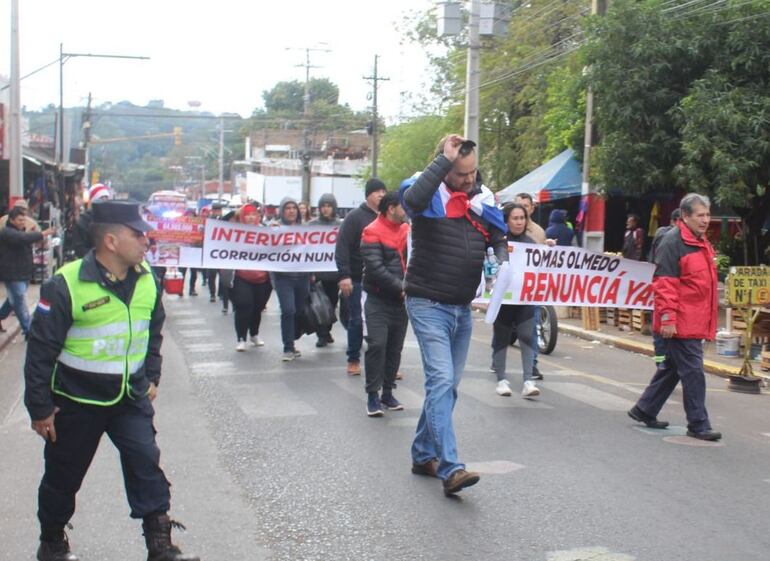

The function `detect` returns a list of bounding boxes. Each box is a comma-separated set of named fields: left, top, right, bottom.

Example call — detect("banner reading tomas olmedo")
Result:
left=476, top=243, right=656, bottom=310
left=202, top=220, right=337, bottom=272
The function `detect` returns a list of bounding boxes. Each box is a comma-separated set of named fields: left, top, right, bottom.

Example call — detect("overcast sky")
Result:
left=1, top=0, right=436, bottom=120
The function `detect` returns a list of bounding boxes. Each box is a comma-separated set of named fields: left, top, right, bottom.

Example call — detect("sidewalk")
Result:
left=0, top=282, right=40, bottom=352
left=557, top=316, right=765, bottom=379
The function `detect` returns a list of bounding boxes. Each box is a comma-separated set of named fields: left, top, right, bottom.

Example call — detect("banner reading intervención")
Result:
left=201, top=221, right=338, bottom=272
left=475, top=243, right=656, bottom=310
left=145, top=214, right=205, bottom=268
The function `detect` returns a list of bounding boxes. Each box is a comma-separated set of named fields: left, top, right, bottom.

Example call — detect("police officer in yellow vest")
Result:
left=24, top=200, right=199, bottom=561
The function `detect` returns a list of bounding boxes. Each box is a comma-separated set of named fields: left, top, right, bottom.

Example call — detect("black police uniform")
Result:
left=24, top=200, right=198, bottom=561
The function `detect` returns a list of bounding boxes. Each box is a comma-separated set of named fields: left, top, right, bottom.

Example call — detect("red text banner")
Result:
left=476, top=243, right=656, bottom=310
left=202, top=221, right=338, bottom=272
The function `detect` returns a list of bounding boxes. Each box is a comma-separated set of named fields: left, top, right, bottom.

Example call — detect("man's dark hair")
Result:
left=670, top=209, right=681, bottom=222
left=515, top=193, right=534, bottom=204
left=8, top=207, right=26, bottom=221
left=89, top=222, right=123, bottom=246
left=378, top=191, right=401, bottom=215
left=435, top=136, right=476, bottom=159
left=627, top=213, right=641, bottom=226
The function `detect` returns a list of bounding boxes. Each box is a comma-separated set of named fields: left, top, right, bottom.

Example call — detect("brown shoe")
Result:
left=395, top=371, right=403, bottom=380
left=411, top=459, right=439, bottom=477
left=346, top=361, right=361, bottom=376
left=443, top=469, right=480, bottom=496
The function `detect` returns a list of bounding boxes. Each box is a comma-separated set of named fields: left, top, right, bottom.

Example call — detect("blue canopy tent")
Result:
left=496, top=149, right=583, bottom=203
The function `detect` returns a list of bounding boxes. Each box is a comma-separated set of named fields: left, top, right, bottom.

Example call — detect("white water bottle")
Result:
left=484, top=247, right=499, bottom=292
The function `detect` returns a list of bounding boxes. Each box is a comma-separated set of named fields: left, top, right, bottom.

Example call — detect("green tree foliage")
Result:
left=402, top=0, right=589, bottom=190
left=376, top=116, right=453, bottom=190
left=586, top=0, right=770, bottom=263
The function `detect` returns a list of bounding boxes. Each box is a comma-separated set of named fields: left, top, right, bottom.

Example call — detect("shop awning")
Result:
left=497, top=149, right=583, bottom=203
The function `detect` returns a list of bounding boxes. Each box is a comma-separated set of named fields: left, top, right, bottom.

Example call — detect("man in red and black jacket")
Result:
left=361, top=192, right=410, bottom=417
left=629, top=193, right=721, bottom=441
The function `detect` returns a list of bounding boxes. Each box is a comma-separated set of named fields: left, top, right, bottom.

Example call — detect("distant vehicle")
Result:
left=147, top=190, right=187, bottom=219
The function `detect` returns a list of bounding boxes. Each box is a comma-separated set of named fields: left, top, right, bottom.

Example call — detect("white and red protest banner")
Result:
left=201, top=220, right=338, bottom=272
left=477, top=243, right=656, bottom=313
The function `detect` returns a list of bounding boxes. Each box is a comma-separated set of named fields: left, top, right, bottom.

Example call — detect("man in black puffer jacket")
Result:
left=399, top=134, right=508, bottom=497
left=361, top=192, right=410, bottom=418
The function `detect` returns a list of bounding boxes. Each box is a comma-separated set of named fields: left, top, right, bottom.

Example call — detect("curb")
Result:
left=558, top=323, right=743, bottom=379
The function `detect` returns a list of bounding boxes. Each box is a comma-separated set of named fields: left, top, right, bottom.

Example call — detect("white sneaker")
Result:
left=496, top=380, right=512, bottom=396
left=250, top=336, right=264, bottom=347
left=236, top=340, right=247, bottom=352
left=522, top=380, right=540, bottom=398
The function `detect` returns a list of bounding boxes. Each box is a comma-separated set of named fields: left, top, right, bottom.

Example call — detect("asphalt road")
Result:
left=2, top=286, right=770, bottom=561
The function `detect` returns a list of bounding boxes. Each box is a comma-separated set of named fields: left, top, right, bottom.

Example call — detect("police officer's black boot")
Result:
left=37, top=526, right=79, bottom=561
left=142, top=513, right=200, bottom=561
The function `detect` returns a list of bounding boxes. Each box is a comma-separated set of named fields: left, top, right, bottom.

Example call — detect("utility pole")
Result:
left=291, top=45, right=329, bottom=204
left=464, top=0, right=481, bottom=149
left=363, top=55, right=389, bottom=177
left=580, top=0, right=609, bottom=254
left=8, top=0, right=23, bottom=203
left=82, top=92, right=93, bottom=188
left=218, top=118, right=225, bottom=200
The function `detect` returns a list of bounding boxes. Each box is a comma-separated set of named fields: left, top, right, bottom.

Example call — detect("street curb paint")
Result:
left=558, top=323, right=746, bottom=379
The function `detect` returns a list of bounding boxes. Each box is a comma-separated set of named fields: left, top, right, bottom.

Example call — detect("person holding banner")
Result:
left=490, top=203, right=541, bottom=399
left=309, top=194, right=342, bottom=348
left=400, top=134, right=508, bottom=496
left=628, top=193, right=721, bottom=441
left=231, top=203, right=272, bottom=352
left=271, top=198, right=311, bottom=362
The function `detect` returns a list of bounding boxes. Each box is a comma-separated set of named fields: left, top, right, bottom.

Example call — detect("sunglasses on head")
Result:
left=459, top=139, right=477, bottom=156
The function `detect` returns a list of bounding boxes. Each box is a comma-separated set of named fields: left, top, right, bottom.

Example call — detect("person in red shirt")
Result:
left=628, top=193, right=721, bottom=441
left=230, top=204, right=272, bottom=351
left=360, top=192, right=410, bottom=417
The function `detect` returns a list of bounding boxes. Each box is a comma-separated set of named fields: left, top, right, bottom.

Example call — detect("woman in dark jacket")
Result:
left=0, top=207, right=54, bottom=336
left=491, top=203, right=541, bottom=398
left=309, top=193, right=341, bottom=347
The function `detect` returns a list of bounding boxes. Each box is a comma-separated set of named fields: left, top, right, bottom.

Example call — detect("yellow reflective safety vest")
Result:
left=52, top=259, right=157, bottom=406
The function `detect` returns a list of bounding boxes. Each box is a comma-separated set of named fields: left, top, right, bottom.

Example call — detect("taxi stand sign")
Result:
left=726, top=266, right=770, bottom=391
left=726, top=266, right=770, bottom=307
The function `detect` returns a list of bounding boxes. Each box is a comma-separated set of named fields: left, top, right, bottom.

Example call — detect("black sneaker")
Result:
left=628, top=405, right=669, bottom=429
left=380, top=393, right=404, bottom=411
left=367, top=393, right=384, bottom=417
left=315, top=338, right=327, bottom=348
left=531, top=366, right=543, bottom=380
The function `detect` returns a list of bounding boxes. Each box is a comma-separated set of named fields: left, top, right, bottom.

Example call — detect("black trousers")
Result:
left=230, top=277, right=272, bottom=341
left=636, top=338, right=712, bottom=432
left=364, top=294, right=408, bottom=394
left=38, top=395, right=170, bottom=528
left=208, top=269, right=219, bottom=299
left=316, top=279, right=339, bottom=339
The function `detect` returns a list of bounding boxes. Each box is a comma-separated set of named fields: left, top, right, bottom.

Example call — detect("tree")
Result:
left=376, top=116, right=453, bottom=191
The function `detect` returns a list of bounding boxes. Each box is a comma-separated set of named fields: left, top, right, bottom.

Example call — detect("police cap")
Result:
left=91, top=199, right=152, bottom=233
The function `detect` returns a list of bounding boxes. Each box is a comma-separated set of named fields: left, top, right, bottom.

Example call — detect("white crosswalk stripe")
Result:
left=228, top=382, right=318, bottom=418
left=546, top=382, right=637, bottom=411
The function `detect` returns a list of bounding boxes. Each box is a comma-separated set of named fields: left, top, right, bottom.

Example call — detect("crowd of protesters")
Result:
left=4, top=134, right=724, bottom=506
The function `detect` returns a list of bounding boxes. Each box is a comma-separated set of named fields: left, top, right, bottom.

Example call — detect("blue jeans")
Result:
left=271, top=274, right=310, bottom=352
left=0, top=280, right=31, bottom=335
left=407, top=297, right=473, bottom=480
left=344, top=281, right=363, bottom=362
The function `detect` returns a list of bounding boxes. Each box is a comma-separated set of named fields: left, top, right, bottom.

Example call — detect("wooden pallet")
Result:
left=618, top=309, right=632, bottom=329
left=761, top=349, right=770, bottom=372
left=632, top=310, right=652, bottom=335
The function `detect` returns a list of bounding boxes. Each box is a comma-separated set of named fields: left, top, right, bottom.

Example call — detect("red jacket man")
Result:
left=629, top=193, right=721, bottom=441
